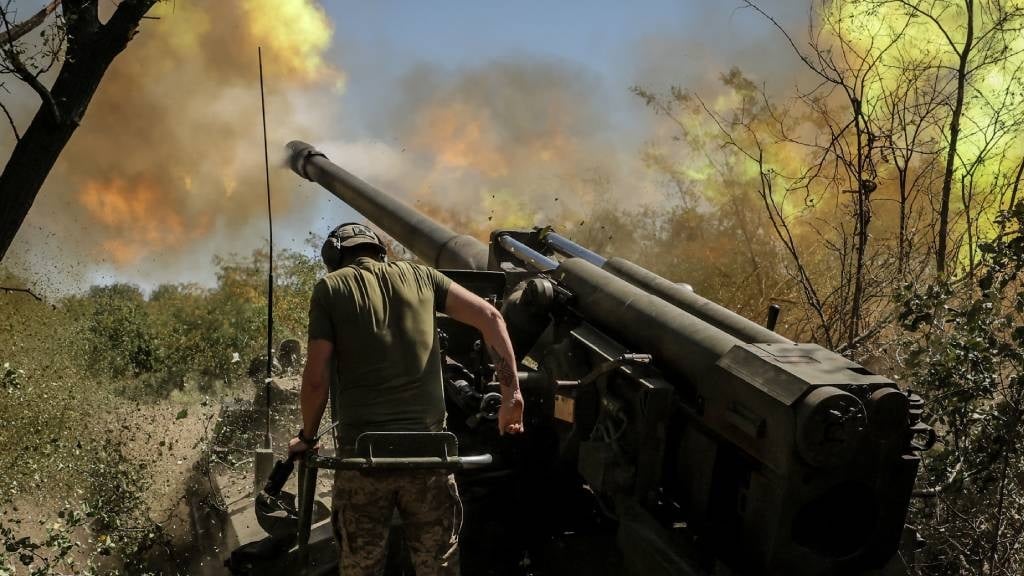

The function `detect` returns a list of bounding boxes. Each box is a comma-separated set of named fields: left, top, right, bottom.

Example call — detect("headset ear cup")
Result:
left=321, top=235, right=343, bottom=271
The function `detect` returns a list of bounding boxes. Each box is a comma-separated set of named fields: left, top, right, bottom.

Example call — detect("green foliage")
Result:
left=145, top=283, right=213, bottom=391
left=0, top=292, right=166, bottom=574
left=0, top=441, right=161, bottom=576
left=54, top=248, right=322, bottom=399
left=79, top=438, right=168, bottom=573
left=73, top=283, right=157, bottom=378
left=897, top=203, right=1024, bottom=575
left=272, top=249, right=324, bottom=339
left=0, top=247, right=323, bottom=573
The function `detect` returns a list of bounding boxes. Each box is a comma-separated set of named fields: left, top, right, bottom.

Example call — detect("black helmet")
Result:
left=321, top=222, right=386, bottom=271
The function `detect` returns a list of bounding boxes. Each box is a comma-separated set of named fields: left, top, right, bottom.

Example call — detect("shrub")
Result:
left=898, top=204, right=1024, bottom=575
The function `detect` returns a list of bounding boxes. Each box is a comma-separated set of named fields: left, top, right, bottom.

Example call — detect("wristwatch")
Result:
left=297, top=429, right=316, bottom=445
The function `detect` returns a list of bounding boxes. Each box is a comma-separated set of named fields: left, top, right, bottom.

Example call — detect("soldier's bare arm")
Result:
left=444, top=282, right=525, bottom=434
left=290, top=338, right=333, bottom=454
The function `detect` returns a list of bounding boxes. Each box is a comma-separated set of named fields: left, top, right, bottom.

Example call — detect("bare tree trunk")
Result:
left=0, top=0, right=158, bottom=262
left=849, top=106, right=871, bottom=349
left=1009, top=156, right=1024, bottom=215
left=936, top=0, right=974, bottom=278
left=898, top=166, right=909, bottom=276
left=963, top=172, right=978, bottom=278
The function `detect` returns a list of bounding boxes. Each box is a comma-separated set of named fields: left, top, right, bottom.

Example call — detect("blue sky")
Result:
left=327, top=0, right=801, bottom=139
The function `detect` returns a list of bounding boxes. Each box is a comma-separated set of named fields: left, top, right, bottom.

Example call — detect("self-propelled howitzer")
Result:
left=283, top=140, right=932, bottom=575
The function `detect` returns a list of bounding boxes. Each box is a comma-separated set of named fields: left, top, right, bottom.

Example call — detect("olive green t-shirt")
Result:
left=307, top=257, right=452, bottom=445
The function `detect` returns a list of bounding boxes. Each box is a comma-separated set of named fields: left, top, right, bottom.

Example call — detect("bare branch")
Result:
left=0, top=93, right=18, bottom=141
left=0, top=0, right=58, bottom=45
left=883, top=0, right=963, bottom=55
left=740, top=0, right=842, bottom=84
left=0, top=2, right=61, bottom=123
left=104, top=0, right=160, bottom=43
left=0, top=286, right=41, bottom=301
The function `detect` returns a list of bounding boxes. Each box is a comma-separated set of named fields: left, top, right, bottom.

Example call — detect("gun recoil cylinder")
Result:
left=543, top=232, right=791, bottom=345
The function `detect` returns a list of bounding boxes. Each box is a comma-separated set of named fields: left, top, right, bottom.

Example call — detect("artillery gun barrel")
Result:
left=288, top=139, right=755, bottom=384
left=543, top=232, right=791, bottom=344
left=286, top=140, right=489, bottom=270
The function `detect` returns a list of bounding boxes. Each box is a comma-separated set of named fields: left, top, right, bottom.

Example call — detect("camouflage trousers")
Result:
left=331, top=469, right=462, bottom=576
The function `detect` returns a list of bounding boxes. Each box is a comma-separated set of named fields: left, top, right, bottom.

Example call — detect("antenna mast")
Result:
left=259, top=47, right=274, bottom=443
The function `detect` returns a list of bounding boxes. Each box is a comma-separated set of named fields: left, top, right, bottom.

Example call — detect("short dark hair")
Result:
left=346, top=244, right=386, bottom=261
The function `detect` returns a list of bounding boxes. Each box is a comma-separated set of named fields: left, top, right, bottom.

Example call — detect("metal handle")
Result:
left=295, top=430, right=492, bottom=570
left=306, top=453, right=493, bottom=471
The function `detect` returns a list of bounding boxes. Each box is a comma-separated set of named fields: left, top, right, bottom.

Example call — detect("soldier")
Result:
left=288, top=222, right=525, bottom=576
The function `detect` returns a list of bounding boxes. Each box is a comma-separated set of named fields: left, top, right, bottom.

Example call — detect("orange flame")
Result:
left=413, top=102, right=509, bottom=177
left=63, top=0, right=338, bottom=267
left=78, top=178, right=211, bottom=265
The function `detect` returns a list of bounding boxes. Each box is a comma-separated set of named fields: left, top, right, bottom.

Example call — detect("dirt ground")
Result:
left=119, top=398, right=219, bottom=551
left=1, top=395, right=220, bottom=575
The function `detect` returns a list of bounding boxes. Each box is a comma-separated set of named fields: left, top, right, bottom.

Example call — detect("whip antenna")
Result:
left=259, top=46, right=274, bottom=444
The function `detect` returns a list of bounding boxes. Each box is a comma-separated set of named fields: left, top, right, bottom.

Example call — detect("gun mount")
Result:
left=202, top=141, right=930, bottom=576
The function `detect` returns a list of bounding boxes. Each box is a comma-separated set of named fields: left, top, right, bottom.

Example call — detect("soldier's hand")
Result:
left=498, top=391, right=525, bottom=435
left=288, top=436, right=319, bottom=458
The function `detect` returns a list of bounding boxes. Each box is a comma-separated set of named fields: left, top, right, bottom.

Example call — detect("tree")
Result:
left=743, top=0, right=916, bottom=349
left=0, top=0, right=159, bottom=262
left=635, top=0, right=1024, bottom=350
left=874, top=0, right=1024, bottom=277
left=628, top=80, right=798, bottom=337
left=637, top=1, right=919, bottom=350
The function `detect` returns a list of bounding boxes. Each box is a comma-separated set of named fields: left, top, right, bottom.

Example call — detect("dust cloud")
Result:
left=3, top=1, right=801, bottom=293
left=6, top=0, right=341, bottom=291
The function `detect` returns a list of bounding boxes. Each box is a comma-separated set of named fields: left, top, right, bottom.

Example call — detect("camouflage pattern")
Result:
left=331, top=469, right=462, bottom=576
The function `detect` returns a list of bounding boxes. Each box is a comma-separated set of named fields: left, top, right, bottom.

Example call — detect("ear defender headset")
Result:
left=321, top=222, right=387, bottom=272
